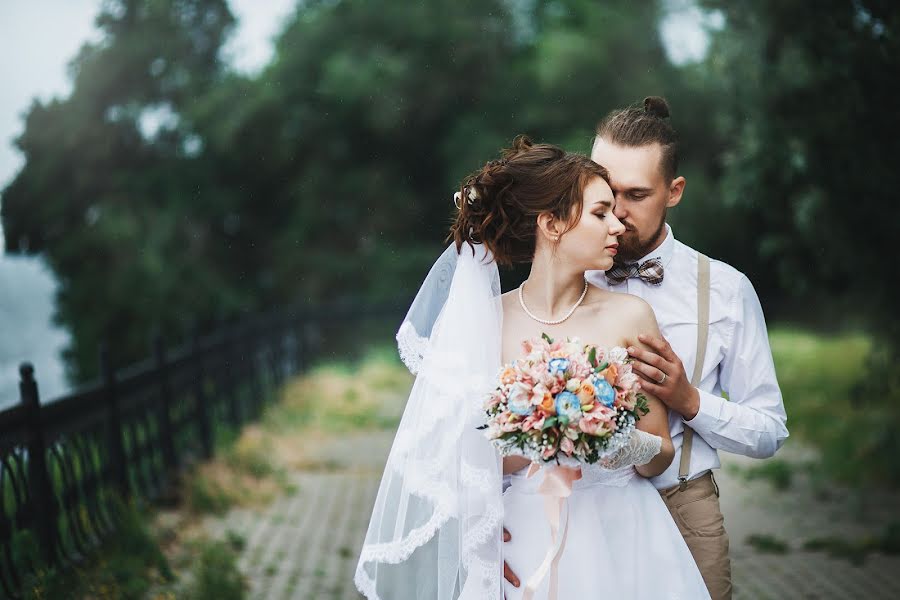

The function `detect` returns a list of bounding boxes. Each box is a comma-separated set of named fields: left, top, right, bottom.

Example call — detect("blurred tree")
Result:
left=2, top=0, right=704, bottom=383
left=699, top=0, right=899, bottom=327
left=1, top=0, right=237, bottom=380
left=191, top=0, right=524, bottom=305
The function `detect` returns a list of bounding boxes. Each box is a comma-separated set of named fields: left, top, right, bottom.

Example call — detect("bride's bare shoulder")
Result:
left=587, top=289, right=659, bottom=334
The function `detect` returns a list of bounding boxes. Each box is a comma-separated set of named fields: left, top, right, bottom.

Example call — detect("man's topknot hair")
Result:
left=642, top=96, right=670, bottom=119
left=596, top=96, right=679, bottom=180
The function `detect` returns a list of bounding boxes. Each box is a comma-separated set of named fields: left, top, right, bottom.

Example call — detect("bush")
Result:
left=769, top=328, right=900, bottom=487
left=184, top=539, right=247, bottom=600
left=13, top=496, right=173, bottom=599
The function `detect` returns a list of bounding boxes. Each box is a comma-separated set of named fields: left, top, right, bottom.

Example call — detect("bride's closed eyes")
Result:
left=593, top=200, right=614, bottom=220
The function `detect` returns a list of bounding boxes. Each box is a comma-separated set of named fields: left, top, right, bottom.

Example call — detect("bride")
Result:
left=355, top=136, right=710, bottom=599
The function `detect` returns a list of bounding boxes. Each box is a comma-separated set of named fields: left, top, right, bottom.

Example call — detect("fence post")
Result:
left=19, top=363, right=58, bottom=568
left=152, top=334, right=178, bottom=475
left=99, top=344, right=130, bottom=500
left=225, top=319, right=242, bottom=428
left=269, top=313, right=283, bottom=388
left=192, top=323, right=214, bottom=460
left=245, top=317, right=263, bottom=416
left=294, top=310, right=306, bottom=375
left=304, top=318, right=322, bottom=373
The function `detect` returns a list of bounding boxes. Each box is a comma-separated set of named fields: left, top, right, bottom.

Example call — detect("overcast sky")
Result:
left=0, top=0, right=715, bottom=250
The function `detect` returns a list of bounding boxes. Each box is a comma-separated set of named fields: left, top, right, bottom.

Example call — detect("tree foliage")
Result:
left=3, top=0, right=897, bottom=387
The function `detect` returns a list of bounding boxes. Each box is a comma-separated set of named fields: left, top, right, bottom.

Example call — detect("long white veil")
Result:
left=355, top=243, right=505, bottom=599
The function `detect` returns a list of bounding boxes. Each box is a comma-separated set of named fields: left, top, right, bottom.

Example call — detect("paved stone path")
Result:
left=204, top=430, right=900, bottom=599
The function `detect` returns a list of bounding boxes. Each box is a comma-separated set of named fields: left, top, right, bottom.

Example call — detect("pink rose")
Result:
left=522, top=414, right=545, bottom=432
left=578, top=415, right=612, bottom=437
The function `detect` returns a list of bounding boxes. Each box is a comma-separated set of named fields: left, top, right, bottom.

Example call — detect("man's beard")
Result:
left=615, top=216, right=667, bottom=263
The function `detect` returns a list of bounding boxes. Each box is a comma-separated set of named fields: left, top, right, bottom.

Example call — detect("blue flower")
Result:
left=548, top=358, right=570, bottom=376
left=593, top=377, right=616, bottom=407
left=555, top=391, right=582, bottom=420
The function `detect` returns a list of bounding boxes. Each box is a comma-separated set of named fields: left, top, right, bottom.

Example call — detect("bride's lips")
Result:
left=605, top=243, right=618, bottom=255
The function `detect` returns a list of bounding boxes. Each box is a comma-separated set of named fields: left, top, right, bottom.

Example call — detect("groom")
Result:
left=503, top=97, right=789, bottom=600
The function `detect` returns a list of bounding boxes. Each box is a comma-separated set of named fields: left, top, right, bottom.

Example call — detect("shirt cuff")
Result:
left=682, top=388, right=725, bottom=436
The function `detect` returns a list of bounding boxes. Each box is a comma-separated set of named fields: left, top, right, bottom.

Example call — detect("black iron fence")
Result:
left=0, top=301, right=402, bottom=599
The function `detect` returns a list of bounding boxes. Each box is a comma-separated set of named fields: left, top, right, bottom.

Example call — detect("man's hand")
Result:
left=627, top=333, right=700, bottom=420
left=503, top=528, right=520, bottom=589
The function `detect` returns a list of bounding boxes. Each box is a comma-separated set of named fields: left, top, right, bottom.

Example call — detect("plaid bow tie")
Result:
left=605, top=258, right=664, bottom=286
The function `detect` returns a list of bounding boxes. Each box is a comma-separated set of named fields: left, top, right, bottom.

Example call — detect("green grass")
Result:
left=769, top=327, right=900, bottom=487
left=734, top=459, right=795, bottom=490
left=261, top=344, right=412, bottom=436
left=803, top=521, right=900, bottom=565
left=746, top=533, right=791, bottom=555
left=183, top=537, right=247, bottom=600
left=13, top=497, right=174, bottom=600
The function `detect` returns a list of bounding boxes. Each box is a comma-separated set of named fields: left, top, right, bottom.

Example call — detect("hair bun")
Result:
left=643, top=96, right=670, bottom=119
left=503, top=134, right=534, bottom=159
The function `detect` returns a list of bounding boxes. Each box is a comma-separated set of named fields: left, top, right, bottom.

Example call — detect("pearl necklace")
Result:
left=518, top=279, right=589, bottom=325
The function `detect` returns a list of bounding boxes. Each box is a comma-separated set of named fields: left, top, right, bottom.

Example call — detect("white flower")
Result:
left=507, top=382, right=533, bottom=415
left=564, top=341, right=581, bottom=355
left=566, top=378, right=582, bottom=392
left=467, top=186, right=478, bottom=203
left=607, top=346, right=628, bottom=364
left=619, top=372, right=638, bottom=389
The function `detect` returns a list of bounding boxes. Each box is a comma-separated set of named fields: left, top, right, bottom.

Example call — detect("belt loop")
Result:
left=677, top=475, right=688, bottom=492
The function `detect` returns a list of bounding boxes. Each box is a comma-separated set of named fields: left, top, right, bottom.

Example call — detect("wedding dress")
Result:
left=355, top=244, right=710, bottom=599
left=503, top=460, right=710, bottom=599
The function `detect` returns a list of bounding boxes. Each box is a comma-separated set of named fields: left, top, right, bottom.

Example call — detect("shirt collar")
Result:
left=635, top=223, right=675, bottom=268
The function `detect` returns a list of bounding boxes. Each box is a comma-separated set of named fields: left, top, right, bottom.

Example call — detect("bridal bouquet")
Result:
left=480, top=334, right=649, bottom=465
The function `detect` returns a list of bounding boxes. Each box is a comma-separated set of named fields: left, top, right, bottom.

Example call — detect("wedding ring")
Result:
left=657, top=372, right=667, bottom=385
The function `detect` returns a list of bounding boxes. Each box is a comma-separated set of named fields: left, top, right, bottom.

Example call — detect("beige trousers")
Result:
left=659, top=471, right=732, bottom=600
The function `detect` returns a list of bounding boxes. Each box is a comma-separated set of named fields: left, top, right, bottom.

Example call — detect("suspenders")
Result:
left=678, top=253, right=710, bottom=491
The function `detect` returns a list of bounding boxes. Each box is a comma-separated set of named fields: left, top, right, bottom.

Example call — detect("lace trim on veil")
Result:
left=396, top=320, right=427, bottom=375
left=355, top=244, right=504, bottom=600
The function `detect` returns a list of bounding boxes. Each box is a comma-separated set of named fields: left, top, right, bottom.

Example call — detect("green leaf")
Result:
left=541, top=332, right=554, bottom=344
left=588, top=347, right=597, bottom=366
left=541, top=416, right=558, bottom=430
left=634, top=394, right=650, bottom=417
left=596, top=362, right=609, bottom=372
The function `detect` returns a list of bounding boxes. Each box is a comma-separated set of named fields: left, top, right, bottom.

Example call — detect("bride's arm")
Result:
left=633, top=392, right=674, bottom=477
left=625, top=300, right=674, bottom=478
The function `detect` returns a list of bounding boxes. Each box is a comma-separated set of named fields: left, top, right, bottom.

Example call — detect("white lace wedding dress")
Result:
left=502, top=461, right=711, bottom=599
left=355, top=244, right=711, bottom=600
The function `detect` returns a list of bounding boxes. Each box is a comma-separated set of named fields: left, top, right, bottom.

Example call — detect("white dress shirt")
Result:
left=585, top=225, right=789, bottom=490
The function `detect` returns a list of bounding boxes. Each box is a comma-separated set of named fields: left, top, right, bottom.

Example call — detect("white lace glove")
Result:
left=599, top=429, right=662, bottom=470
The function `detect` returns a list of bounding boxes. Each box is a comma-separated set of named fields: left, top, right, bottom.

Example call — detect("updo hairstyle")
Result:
left=449, top=135, right=609, bottom=266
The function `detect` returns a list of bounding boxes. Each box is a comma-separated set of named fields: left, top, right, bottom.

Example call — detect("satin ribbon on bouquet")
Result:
left=521, top=464, right=582, bottom=600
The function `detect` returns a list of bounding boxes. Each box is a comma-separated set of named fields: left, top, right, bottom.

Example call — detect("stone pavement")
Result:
left=204, top=430, right=900, bottom=599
